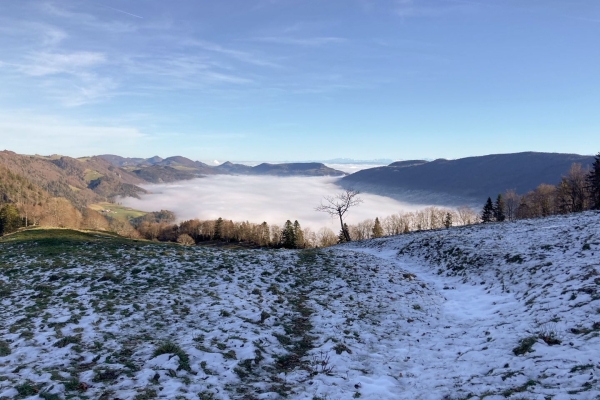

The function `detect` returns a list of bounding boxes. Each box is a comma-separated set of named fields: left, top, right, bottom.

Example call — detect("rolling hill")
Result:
left=0, top=151, right=147, bottom=209
left=340, top=152, right=596, bottom=206
left=99, top=154, right=346, bottom=180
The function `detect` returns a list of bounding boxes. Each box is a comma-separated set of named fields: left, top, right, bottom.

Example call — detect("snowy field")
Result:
left=0, top=211, right=599, bottom=399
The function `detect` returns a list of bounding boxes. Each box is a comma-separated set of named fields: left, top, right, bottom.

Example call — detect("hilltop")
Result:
left=0, top=211, right=598, bottom=399
left=0, top=151, right=147, bottom=210
left=99, top=155, right=346, bottom=182
left=340, top=152, right=596, bottom=206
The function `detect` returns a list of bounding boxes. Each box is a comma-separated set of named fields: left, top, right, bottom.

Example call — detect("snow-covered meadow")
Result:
left=0, top=211, right=599, bottom=399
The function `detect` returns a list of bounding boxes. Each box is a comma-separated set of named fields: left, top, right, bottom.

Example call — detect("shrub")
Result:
left=0, top=340, right=10, bottom=356
left=152, top=342, right=190, bottom=371
left=53, top=336, right=80, bottom=348
left=513, top=336, right=537, bottom=355
left=177, top=234, right=195, bottom=246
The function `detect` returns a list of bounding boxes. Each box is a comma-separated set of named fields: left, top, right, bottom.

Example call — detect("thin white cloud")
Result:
left=254, top=36, right=347, bottom=46
left=120, top=176, right=429, bottom=230
left=5, top=50, right=115, bottom=106
left=0, top=20, right=67, bottom=47
left=120, top=54, right=255, bottom=86
left=0, top=112, right=147, bottom=157
left=102, top=6, right=143, bottom=19
left=187, top=40, right=280, bottom=68
left=40, top=2, right=137, bottom=33
left=19, top=51, right=106, bottom=76
left=394, top=0, right=474, bottom=17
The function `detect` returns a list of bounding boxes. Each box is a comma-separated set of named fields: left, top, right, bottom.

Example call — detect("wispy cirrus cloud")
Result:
left=0, top=48, right=115, bottom=106
left=0, top=111, right=146, bottom=156
left=120, top=54, right=255, bottom=86
left=253, top=36, right=346, bottom=46
left=40, top=2, right=137, bottom=33
left=185, top=39, right=280, bottom=68
left=18, top=51, right=106, bottom=76
left=394, top=0, right=476, bottom=17
left=0, top=20, right=68, bottom=47
left=102, top=6, right=143, bottom=20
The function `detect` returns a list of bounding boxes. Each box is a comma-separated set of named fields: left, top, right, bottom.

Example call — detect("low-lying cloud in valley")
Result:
left=120, top=175, right=428, bottom=230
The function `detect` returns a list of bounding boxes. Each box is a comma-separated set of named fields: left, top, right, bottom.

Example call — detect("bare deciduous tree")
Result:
left=315, top=189, right=363, bottom=242
left=316, top=227, right=337, bottom=247
left=503, top=189, right=520, bottom=221
left=456, top=205, right=478, bottom=225
left=177, top=233, right=195, bottom=246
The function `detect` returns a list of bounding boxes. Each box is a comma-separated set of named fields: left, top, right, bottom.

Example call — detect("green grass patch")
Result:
left=89, top=202, right=147, bottom=220
left=152, top=342, right=190, bottom=371
left=513, top=336, right=537, bottom=356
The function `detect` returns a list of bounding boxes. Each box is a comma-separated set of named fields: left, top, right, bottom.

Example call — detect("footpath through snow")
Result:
left=343, top=247, right=533, bottom=398
left=0, top=212, right=598, bottom=399
left=341, top=210, right=600, bottom=399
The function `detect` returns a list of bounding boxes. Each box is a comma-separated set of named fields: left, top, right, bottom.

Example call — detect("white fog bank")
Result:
left=120, top=176, right=429, bottom=230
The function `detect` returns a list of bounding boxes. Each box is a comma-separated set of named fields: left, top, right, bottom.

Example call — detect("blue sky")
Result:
left=0, top=0, right=598, bottom=162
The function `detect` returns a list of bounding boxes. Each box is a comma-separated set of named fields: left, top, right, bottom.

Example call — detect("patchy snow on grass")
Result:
left=0, top=211, right=599, bottom=399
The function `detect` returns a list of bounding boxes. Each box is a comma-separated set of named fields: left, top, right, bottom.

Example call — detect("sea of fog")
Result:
left=120, top=175, right=427, bottom=231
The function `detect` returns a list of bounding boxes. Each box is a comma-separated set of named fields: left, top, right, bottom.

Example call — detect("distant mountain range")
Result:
left=1, top=150, right=595, bottom=213
left=98, top=155, right=345, bottom=183
left=0, top=150, right=347, bottom=213
left=340, top=152, right=596, bottom=206
left=0, top=151, right=147, bottom=210
left=311, top=158, right=394, bottom=165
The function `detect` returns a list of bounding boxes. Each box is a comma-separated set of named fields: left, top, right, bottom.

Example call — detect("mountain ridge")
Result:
left=340, top=151, right=596, bottom=206
left=98, top=154, right=346, bottom=181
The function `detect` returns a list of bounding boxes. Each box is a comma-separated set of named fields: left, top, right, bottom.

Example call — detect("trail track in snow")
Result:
left=0, top=211, right=599, bottom=399
left=343, top=210, right=600, bottom=399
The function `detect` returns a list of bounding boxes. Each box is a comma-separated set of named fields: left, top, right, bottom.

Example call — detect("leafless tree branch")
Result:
left=315, top=189, right=362, bottom=242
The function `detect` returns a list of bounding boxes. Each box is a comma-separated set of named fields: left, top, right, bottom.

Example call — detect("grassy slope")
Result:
left=1, top=216, right=599, bottom=399
left=0, top=229, right=429, bottom=399
left=88, top=203, right=147, bottom=221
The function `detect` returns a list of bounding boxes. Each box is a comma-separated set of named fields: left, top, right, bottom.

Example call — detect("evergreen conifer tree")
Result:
left=293, top=220, right=304, bottom=248
left=338, top=223, right=350, bottom=243
left=444, top=212, right=452, bottom=229
left=213, top=217, right=223, bottom=240
left=281, top=220, right=296, bottom=249
left=481, top=197, right=494, bottom=223
left=0, top=204, right=21, bottom=236
left=372, top=217, right=383, bottom=238
left=494, top=194, right=506, bottom=222
left=588, top=152, right=600, bottom=210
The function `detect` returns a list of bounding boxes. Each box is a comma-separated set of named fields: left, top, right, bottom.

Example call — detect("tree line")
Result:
left=480, top=153, right=600, bottom=222
left=129, top=204, right=480, bottom=248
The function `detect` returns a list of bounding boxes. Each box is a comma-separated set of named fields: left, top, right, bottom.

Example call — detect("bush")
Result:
left=177, top=234, right=195, bottom=246
left=0, top=204, right=21, bottom=236
left=0, top=340, right=10, bottom=356
left=53, top=336, right=80, bottom=348
left=153, top=342, right=190, bottom=371
left=513, top=336, right=537, bottom=355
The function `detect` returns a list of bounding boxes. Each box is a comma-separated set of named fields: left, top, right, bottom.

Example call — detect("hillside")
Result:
left=250, top=162, right=345, bottom=177
left=0, top=212, right=598, bottom=399
left=340, top=152, right=595, bottom=206
left=215, top=161, right=346, bottom=176
left=0, top=151, right=147, bottom=209
left=100, top=154, right=346, bottom=179
left=0, top=165, right=48, bottom=205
